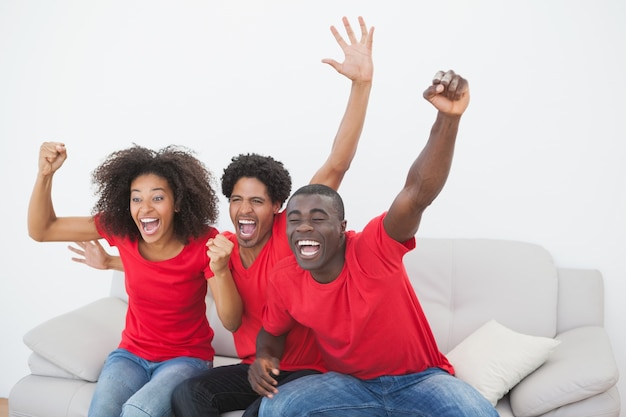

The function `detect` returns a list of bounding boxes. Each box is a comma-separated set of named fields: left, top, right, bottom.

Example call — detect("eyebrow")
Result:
left=287, top=208, right=328, bottom=217
left=230, top=194, right=266, bottom=201
left=131, top=187, right=167, bottom=193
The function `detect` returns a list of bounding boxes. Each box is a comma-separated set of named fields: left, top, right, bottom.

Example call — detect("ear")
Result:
left=340, top=220, right=347, bottom=232
left=273, top=201, right=282, bottom=214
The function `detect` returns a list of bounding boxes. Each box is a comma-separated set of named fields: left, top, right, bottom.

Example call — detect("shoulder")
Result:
left=269, top=255, right=301, bottom=285
left=272, top=254, right=299, bottom=273
left=185, top=226, right=220, bottom=247
left=199, top=225, right=220, bottom=239
left=348, top=213, right=415, bottom=257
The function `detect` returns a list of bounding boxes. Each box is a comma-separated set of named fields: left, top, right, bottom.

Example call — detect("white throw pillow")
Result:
left=446, top=319, right=560, bottom=406
left=23, top=297, right=127, bottom=382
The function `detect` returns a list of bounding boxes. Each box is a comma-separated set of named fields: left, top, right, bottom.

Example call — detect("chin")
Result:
left=295, top=258, right=319, bottom=270
left=237, top=236, right=257, bottom=248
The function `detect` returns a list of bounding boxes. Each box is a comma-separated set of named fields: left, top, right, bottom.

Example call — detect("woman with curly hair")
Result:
left=28, top=142, right=242, bottom=417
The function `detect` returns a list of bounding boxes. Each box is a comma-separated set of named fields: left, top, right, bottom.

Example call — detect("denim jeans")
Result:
left=171, top=363, right=321, bottom=417
left=259, top=368, right=499, bottom=417
left=88, top=348, right=211, bottom=417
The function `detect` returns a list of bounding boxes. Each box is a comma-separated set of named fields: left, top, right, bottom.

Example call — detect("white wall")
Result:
left=1, top=0, right=624, bottom=408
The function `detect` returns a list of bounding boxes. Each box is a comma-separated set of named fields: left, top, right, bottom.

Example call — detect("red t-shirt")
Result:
left=96, top=215, right=216, bottom=362
left=263, top=213, right=454, bottom=379
left=224, top=211, right=325, bottom=372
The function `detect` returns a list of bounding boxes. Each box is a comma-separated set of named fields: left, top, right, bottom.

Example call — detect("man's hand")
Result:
left=248, top=356, right=281, bottom=398
left=322, top=16, right=374, bottom=84
left=38, top=141, right=67, bottom=176
left=207, top=233, right=234, bottom=275
left=423, top=70, right=470, bottom=116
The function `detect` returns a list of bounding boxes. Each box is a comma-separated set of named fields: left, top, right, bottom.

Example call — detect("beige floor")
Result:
left=0, top=398, right=7, bottom=417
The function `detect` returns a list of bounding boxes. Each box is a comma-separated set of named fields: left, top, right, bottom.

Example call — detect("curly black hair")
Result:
left=221, top=153, right=292, bottom=206
left=91, top=144, right=219, bottom=243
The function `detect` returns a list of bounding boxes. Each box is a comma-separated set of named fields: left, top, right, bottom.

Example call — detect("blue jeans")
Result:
left=259, top=368, right=498, bottom=417
left=88, top=348, right=212, bottom=417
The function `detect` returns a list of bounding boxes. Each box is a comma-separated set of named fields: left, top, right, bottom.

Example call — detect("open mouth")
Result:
left=297, top=240, right=321, bottom=257
left=140, top=218, right=160, bottom=235
left=238, top=219, right=257, bottom=238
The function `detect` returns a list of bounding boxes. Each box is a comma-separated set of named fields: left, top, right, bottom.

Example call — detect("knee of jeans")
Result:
left=120, top=403, right=161, bottom=417
left=259, top=395, right=289, bottom=416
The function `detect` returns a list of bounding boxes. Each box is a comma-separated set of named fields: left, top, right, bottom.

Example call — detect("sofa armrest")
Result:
left=23, top=297, right=127, bottom=382
left=509, top=326, right=619, bottom=417
left=28, top=352, right=82, bottom=379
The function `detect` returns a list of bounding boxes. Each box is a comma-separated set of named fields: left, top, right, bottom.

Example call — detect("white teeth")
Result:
left=298, top=240, right=320, bottom=247
left=298, top=240, right=321, bottom=256
left=239, top=219, right=255, bottom=224
left=140, top=218, right=158, bottom=224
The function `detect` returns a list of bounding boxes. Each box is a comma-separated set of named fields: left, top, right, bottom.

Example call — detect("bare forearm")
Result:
left=310, top=80, right=372, bottom=190
left=28, top=174, right=56, bottom=241
left=208, top=270, right=243, bottom=332
left=407, top=112, right=461, bottom=207
left=256, top=327, right=286, bottom=360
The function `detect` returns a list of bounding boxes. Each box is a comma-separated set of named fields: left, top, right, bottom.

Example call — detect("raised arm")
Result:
left=309, top=16, right=374, bottom=191
left=28, top=142, right=100, bottom=242
left=383, top=70, right=470, bottom=243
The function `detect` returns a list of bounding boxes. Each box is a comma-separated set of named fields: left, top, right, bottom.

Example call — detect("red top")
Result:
left=263, top=214, right=454, bottom=379
left=96, top=215, right=216, bottom=361
left=224, top=211, right=325, bottom=372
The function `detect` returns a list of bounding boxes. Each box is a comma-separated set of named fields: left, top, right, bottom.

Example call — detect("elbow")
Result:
left=28, top=229, right=46, bottom=242
left=408, top=179, right=444, bottom=211
left=332, top=160, right=352, bottom=177
left=28, top=217, right=53, bottom=242
left=324, top=165, right=350, bottom=191
left=218, top=306, right=243, bottom=332
left=223, top=316, right=242, bottom=333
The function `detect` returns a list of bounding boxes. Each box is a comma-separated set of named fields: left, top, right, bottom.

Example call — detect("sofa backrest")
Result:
left=407, top=238, right=559, bottom=354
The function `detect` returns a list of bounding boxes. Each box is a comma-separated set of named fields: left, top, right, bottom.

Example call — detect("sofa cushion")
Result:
left=509, top=326, right=620, bottom=417
left=9, top=375, right=97, bottom=417
left=23, top=297, right=127, bottom=382
left=446, top=319, right=560, bottom=406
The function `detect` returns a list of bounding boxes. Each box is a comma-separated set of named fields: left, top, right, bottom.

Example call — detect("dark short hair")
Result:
left=289, top=184, right=345, bottom=220
left=221, top=153, right=292, bottom=205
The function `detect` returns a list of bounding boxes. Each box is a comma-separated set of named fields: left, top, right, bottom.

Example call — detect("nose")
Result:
left=138, top=199, right=153, bottom=213
left=296, top=221, right=314, bottom=233
left=239, top=199, right=254, bottom=213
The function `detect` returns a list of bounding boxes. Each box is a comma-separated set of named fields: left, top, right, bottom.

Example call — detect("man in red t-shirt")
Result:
left=249, top=70, right=498, bottom=417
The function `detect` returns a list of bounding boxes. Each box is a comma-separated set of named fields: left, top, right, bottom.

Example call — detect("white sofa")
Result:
left=9, top=238, right=621, bottom=417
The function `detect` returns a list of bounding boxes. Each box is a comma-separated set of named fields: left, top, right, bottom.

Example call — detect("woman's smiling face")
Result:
left=130, top=173, right=177, bottom=244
